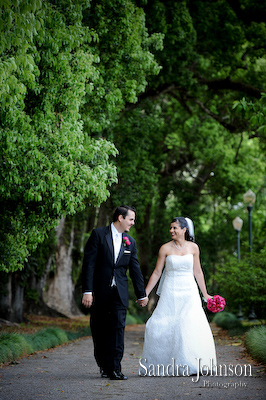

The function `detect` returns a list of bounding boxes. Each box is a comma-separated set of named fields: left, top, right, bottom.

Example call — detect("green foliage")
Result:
left=0, top=326, right=93, bottom=364
left=65, top=326, right=91, bottom=341
left=24, top=288, right=40, bottom=304
left=212, top=312, right=242, bottom=330
left=245, top=325, right=266, bottom=364
left=93, top=0, right=266, bottom=317
left=141, top=0, right=197, bottom=88
left=0, top=327, right=69, bottom=364
left=102, top=0, right=266, bottom=286
left=233, top=94, right=266, bottom=146
left=125, top=313, right=138, bottom=325
left=81, top=0, right=163, bottom=132
left=0, top=333, right=33, bottom=364
left=2, top=0, right=266, bottom=319
left=213, top=250, right=266, bottom=318
left=24, top=327, right=69, bottom=352
left=106, top=101, right=165, bottom=222
left=0, top=0, right=162, bottom=273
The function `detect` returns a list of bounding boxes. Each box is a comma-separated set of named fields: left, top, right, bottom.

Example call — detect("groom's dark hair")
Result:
left=113, top=205, right=136, bottom=222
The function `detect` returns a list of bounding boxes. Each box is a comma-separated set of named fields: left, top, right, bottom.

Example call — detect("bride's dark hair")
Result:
left=171, top=217, right=195, bottom=242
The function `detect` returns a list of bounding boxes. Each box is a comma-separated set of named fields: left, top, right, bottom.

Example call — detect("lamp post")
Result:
left=243, top=189, right=257, bottom=320
left=232, top=216, right=243, bottom=319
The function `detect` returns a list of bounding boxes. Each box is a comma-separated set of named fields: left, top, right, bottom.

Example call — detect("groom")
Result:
left=82, top=205, right=148, bottom=380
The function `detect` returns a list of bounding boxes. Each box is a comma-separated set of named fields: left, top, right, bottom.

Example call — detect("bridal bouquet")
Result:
left=207, top=295, right=226, bottom=313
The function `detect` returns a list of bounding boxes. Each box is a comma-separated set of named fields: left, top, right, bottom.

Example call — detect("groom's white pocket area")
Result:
left=124, top=250, right=131, bottom=254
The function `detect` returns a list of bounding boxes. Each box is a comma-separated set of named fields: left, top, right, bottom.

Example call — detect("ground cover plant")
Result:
left=0, top=315, right=91, bottom=364
left=245, top=325, right=266, bottom=364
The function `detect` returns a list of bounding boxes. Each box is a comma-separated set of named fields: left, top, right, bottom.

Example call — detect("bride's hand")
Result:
left=136, top=297, right=149, bottom=307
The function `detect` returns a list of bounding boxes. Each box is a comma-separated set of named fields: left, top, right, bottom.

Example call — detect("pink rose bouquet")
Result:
left=207, top=295, right=226, bottom=313
left=123, top=236, right=131, bottom=246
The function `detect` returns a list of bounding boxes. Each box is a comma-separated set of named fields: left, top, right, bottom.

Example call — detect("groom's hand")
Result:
left=82, top=293, right=93, bottom=308
left=136, top=297, right=149, bottom=307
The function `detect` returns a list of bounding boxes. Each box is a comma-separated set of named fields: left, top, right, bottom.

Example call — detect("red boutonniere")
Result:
left=123, top=236, right=131, bottom=246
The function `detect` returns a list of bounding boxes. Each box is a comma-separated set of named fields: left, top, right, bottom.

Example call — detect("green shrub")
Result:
left=43, top=328, right=68, bottom=345
left=212, top=312, right=242, bottom=330
left=25, top=328, right=68, bottom=352
left=245, top=325, right=266, bottom=364
left=66, top=327, right=91, bottom=341
left=0, top=342, right=13, bottom=364
left=0, top=328, right=69, bottom=364
left=0, top=333, right=33, bottom=363
left=126, top=313, right=138, bottom=325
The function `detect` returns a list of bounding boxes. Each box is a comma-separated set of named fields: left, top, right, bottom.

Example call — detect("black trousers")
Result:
left=90, top=287, right=127, bottom=373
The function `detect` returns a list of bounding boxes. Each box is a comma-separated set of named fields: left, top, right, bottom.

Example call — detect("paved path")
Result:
left=0, top=324, right=265, bottom=400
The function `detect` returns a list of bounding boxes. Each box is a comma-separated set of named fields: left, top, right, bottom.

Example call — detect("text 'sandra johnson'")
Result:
left=139, top=358, right=252, bottom=382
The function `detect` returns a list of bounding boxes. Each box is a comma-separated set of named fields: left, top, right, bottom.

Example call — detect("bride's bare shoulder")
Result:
left=162, top=241, right=173, bottom=249
left=187, top=241, right=199, bottom=254
left=159, top=241, right=173, bottom=254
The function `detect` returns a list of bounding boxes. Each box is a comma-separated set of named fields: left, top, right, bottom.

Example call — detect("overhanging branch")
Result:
left=198, top=76, right=263, bottom=98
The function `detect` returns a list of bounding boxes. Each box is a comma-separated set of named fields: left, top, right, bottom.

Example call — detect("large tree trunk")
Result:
left=96, top=198, right=113, bottom=227
left=0, top=273, right=24, bottom=322
left=43, top=217, right=83, bottom=318
left=0, top=274, right=12, bottom=321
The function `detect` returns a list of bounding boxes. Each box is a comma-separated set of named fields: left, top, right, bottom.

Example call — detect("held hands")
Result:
left=82, top=293, right=148, bottom=308
left=136, top=297, right=149, bottom=307
left=82, top=293, right=93, bottom=308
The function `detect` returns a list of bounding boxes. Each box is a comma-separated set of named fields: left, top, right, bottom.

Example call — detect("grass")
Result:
left=0, top=333, right=33, bottom=364
left=0, top=328, right=69, bottom=364
left=244, top=325, right=266, bottom=364
left=212, top=311, right=266, bottom=365
left=0, top=311, right=140, bottom=365
left=0, top=315, right=92, bottom=365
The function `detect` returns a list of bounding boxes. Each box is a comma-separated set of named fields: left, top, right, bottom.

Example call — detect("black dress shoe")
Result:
left=109, top=370, right=128, bottom=380
left=100, top=369, right=109, bottom=378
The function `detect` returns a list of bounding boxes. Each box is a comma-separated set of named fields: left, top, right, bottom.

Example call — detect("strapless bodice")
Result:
left=165, top=254, right=193, bottom=276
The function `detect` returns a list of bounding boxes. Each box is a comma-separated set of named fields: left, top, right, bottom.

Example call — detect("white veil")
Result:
left=156, top=217, right=195, bottom=296
left=185, top=217, right=195, bottom=240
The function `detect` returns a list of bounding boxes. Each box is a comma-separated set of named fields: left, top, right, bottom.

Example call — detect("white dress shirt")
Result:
left=111, top=223, right=122, bottom=263
left=110, top=223, right=122, bottom=286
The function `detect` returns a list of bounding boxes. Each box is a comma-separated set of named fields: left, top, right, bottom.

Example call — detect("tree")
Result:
left=0, top=0, right=163, bottom=273
left=0, top=0, right=117, bottom=273
left=2, top=0, right=266, bottom=320
left=100, top=0, right=266, bottom=310
left=0, top=0, right=163, bottom=319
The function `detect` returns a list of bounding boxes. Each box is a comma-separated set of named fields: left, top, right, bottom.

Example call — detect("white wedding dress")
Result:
left=139, top=254, right=216, bottom=377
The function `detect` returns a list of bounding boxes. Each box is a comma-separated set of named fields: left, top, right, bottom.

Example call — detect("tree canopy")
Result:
left=102, top=0, right=266, bottom=307
left=1, top=0, right=266, bottom=318
left=0, top=0, right=162, bottom=272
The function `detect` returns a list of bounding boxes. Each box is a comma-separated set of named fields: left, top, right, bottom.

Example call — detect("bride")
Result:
left=139, top=217, right=217, bottom=377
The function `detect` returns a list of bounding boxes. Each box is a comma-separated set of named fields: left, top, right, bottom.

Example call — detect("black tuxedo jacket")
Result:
left=82, top=225, right=146, bottom=307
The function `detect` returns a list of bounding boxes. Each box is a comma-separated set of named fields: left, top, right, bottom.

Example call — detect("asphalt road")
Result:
left=0, top=324, right=265, bottom=400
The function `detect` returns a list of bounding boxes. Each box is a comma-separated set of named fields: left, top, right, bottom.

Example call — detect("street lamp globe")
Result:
left=232, top=216, right=243, bottom=232
left=243, top=189, right=256, bottom=206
